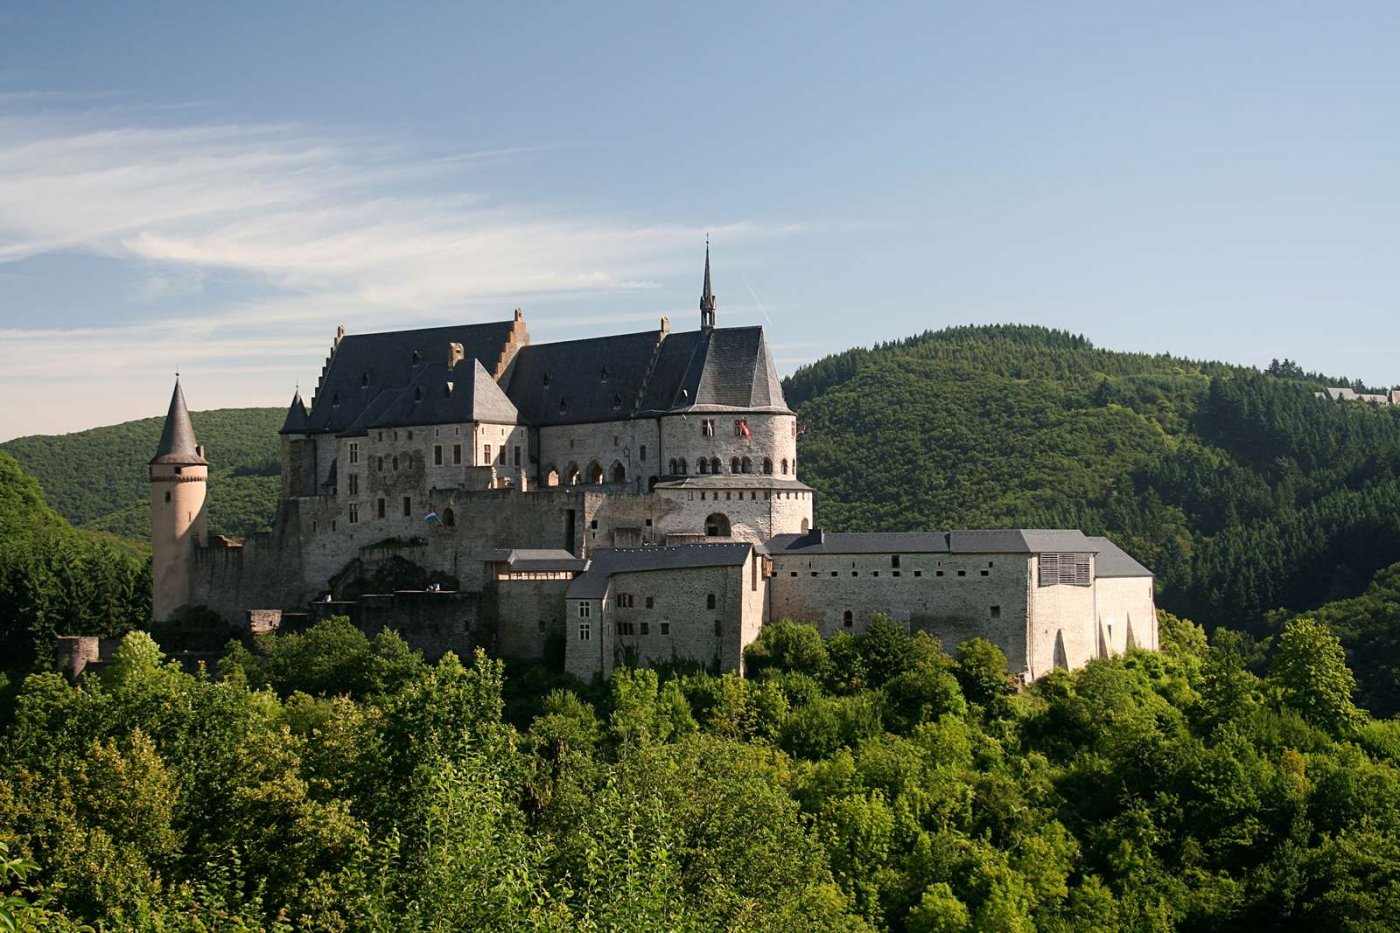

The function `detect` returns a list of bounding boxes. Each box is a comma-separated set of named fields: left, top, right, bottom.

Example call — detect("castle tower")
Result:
left=700, top=240, right=717, bottom=330
left=149, top=377, right=208, bottom=622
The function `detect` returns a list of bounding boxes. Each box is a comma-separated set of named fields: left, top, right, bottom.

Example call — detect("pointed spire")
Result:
left=150, top=377, right=207, bottom=465
left=699, top=237, right=716, bottom=329
left=279, top=389, right=311, bottom=435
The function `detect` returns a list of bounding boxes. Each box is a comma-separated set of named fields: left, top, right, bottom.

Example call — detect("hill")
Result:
left=1, top=407, right=283, bottom=540
left=787, top=324, right=1400, bottom=637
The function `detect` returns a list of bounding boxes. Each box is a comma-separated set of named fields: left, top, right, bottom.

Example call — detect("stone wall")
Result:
left=309, top=590, right=481, bottom=661
left=487, top=576, right=571, bottom=659
left=1094, top=576, right=1158, bottom=655
left=1027, top=555, right=1098, bottom=678
left=653, top=482, right=812, bottom=543
left=538, top=418, right=660, bottom=492
left=768, top=550, right=1031, bottom=668
left=657, top=411, right=797, bottom=481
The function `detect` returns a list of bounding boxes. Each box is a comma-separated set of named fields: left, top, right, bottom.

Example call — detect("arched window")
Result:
left=392, top=456, right=399, bottom=470
left=781, top=458, right=788, bottom=475
left=678, top=458, right=688, bottom=475
left=741, top=457, right=752, bottom=473
left=544, top=467, right=560, bottom=487
left=668, top=458, right=678, bottom=475
left=611, top=462, right=626, bottom=484
left=443, top=508, right=455, bottom=527
left=731, top=457, right=740, bottom=474
left=705, top=513, right=731, bottom=537
left=567, top=464, right=581, bottom=485
left=763, top=458, right=773, bottom=474
left=699, top=458, right=709, bottom=474
left=842, top=610, right=853, bottom=628
left=588, top=462, right=604, bottom=484
left=710, top=457, right=720, bottom=474
left=801, top=518, right=810, bottom=533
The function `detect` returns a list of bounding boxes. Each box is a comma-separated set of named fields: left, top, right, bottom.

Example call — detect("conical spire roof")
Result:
left=699, top=242, right=716, bottom=316
left=150, top=378, right=207, bottom=465
left=279, top=390, right=311, bottom=435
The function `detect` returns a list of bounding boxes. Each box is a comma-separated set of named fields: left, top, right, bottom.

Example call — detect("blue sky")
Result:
left=1, top=1, right=1398, bottom=439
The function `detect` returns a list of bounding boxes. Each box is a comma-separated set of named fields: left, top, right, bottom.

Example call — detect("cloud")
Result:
left=0, top=103, right=797, bottom=439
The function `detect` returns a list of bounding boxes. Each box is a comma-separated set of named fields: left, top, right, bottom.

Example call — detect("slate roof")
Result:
left=566, top=543, right=754, bottom=599
left=765, top=529, right=1153, bottom=578
left=279, top=391, right=310, bottom=435
left=308, top=322, right=517, bottom=435
left=358, top=358, right=518, bottom=433
left=150, top=379, right=207, bottom=465
left=481, top=549, right=590, bottom=573
left=505, top=328, right=662, bottom=425
left=635, top=327, right=789, bottom=414
left=1085, top=537, right=1154, bottom=578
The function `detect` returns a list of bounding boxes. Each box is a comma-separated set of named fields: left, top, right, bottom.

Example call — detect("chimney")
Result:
left=448, top=342, right=465, bottom=367
left=660, top=315, right=670, bottom=336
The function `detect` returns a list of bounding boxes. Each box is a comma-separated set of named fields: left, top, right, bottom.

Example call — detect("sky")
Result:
left=1, top=1, right=1398, bottom=440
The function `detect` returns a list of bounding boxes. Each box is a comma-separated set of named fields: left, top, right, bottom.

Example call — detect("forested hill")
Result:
left=1, top=407, right=282, bottom=540
left=788, top=324, right=1400, bottom=636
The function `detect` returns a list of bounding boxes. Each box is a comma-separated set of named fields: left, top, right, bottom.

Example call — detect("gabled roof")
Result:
left=567, top=543, right=753, bottom=599
left=481, top=549, right=590, bottom=573
left=279, top=391, right=311, bottom=435
left=362, top=358, right=518, bottom=432
left=636, top=327, right=790, bottom=414
left=150, top=379, right=207, bottom=465
left=308, top=321, right=517, bottom=435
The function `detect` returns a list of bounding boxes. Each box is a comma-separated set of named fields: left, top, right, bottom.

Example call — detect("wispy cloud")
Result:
left=0, top=103, right=796, bottom=439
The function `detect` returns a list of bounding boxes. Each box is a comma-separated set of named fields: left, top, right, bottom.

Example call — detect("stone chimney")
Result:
left=448, top=342, right=465, bottom=367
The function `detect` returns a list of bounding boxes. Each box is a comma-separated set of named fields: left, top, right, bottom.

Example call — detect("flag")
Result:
left=797, top=422, right=810, bottom=438
left=424, top=510, right=441, bottom=525
left=738, top=421, right=751, bottom=438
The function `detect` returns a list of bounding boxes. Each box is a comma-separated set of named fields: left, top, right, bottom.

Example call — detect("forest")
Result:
left=4, top=614, right=1400, bottom=931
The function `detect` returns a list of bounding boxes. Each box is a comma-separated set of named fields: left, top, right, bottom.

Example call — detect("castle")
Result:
left=149, top=249, right=1156, bottom=681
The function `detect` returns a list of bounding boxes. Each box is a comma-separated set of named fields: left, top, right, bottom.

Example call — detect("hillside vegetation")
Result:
left=789, top=325, right=1400, bottom=638
left=1, top=407, right=282, bottom=540
left=4, top=615, right=1400, bottom=930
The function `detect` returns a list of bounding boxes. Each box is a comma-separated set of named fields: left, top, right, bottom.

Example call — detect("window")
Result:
left=707, top=593, right=717, bottom=610
left=699, top=459, right=709, bottom=474
left=392, top=455, right=399, bottom=470
left=731, top=457, right=740, bottom=474
left=377, top=456, right=384, bottom=471
left=980, top=569, right=989, bottom=576
left=678, top=458, right=688, bottom=474
left=617, top=593, right=634, bottom=608
left=349, top=442, right=359, bottom=464
left=164, top=491, right=171, bottom=503
left=443, top=508, right=455, bottom=527
left=578, top=602, right=591, bottom=618
left=453, top=444, right=462, bottom=465
left=348, top=474, right=359, bottom=495
left=578, top=621, right=591, bottom=641
left=660, top=621, right=671, bottom=635
left=710, top=457, right=720, bottom=474
left=763, top=458, right=773, bottom=474
left=645, top=596, right=654, bottom=609
left=402, top=496, right=411, bottom=517
left=781, top=458, right=789, bottom=474
left=640, top=622, right=650, bottom=635
left=669, top=458, right=678, bottom=474
left=843, top=610, right=853, bottom=628
left=616, top=621, right=635, bottom=636
left=377, top=498, right=385, bottom=519
left=734, top=419, right=750, bottom=438
left=514, top=446, right=522, bottom=467
left=483, top=444, right=491, bottom=465
left=639, top=444, right=647, bottom=461
left=702, top=419, right=715, bottom=437
left=891, top=555, right=901, bottom=569
left=434, top=445, right=443, bottom=466
left=990, top=605, right=1001, bottom=619
left=349, top=503, right=359, bottom=524
left=741, top=457, right=752, bottom=473
left=714, top=619, right=722, bottom=636
left=1039, top=553, right=1092, bottom=587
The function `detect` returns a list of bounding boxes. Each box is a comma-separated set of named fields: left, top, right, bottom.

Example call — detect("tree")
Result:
left=1270, top=617, right=1361, bottom=734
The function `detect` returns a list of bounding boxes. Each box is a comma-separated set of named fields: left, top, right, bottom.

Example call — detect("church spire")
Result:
left=700, top=238, right=716, bottom=330
left=150, top=377, right=207, bottom=465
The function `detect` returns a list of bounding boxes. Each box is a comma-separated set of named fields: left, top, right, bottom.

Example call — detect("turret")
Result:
left=278, top=389, right=316, bottom=499
left=149, top=377, right=208, bottom=622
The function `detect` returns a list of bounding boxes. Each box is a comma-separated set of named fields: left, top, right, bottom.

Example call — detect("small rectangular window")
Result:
left=348, top=474, right=359, bottom=495
left=645, top=596, right=654, bottom=609
left=348, top=503, right=359, bottom=523
left=706, top=593, right=716, bottom=610
left=349, top=442, right=359, bottom=464
left=660, top=621, right=670, bottom=635
left=483, top=444, right=491, bottom=465
left=640, top=444, right=647, bottom=461
left=714, top=619, right=722, bottom=636
left=377, top=498, right=385, bottom=519
left=616, top=593, right=634, bottom=608
left=453, top=444, right=462, bottom=465
left=578, top=621, right=591, bottom=640
left=891, top=555, right=900, bottom=569
left=578, top=602, right=591, bottom=619
left=641, top=622, right=650, bottom=635
left=514, top=445, right=521, bottom=467
left=434, top=445, right=443, bottom=466
left=990, top=605, right=1001, bottom=619
left=402, top=496, right=411, bottom=517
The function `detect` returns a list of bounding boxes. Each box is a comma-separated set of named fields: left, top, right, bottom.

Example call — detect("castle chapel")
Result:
left=150, top=250, right=1156, bottom=681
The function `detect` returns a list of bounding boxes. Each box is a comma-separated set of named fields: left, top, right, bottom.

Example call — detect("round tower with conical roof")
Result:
left=149, top=377, right=208, bottom=621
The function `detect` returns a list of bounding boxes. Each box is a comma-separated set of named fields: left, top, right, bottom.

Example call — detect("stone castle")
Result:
left=149, top=249, right=1156, bottom=681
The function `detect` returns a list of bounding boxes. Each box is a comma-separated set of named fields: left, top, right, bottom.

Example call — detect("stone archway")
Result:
left=705, top=512, right=731, bottom=537
left=611, top=461, right=626, bottom=484
left=588, top=461, right=604, bottom=484
left=544, top=465, right=560, bottom=487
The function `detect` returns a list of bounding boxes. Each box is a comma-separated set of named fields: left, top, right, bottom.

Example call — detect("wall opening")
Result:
left=705, top=512, right=731, bottom=537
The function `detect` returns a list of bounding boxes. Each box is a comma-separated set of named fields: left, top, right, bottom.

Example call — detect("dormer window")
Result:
left=601, top=366, right=610, bottom=382
left=560, top=398, right=568, bottom=414
left=411, top=350, right=421, bottom=365
left=332, top=392, right=341, bottom=407
left=613, top=393, right=622, bottom=409
left=361, top=373, right=369, bottom=388
left=414, top=387, right=423, bottom=402
left=444, top=382, right=454, bottom=398
left=543, top=371, right=551, bottom=387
